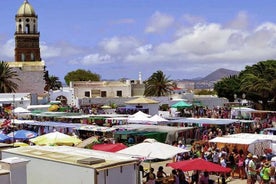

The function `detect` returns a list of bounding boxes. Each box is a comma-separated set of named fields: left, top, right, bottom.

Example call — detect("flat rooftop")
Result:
left=2, top=146, right=138, bottom=170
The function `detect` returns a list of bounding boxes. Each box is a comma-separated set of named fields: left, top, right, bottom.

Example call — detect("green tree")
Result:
left=214, top=60, right=276, bottom=110
left=239, top=60, right=276, bottom=110
left=0, top=61, right=20, bottom=93
left=64, top=69, right=101, bottom=86
left=214, top=75, right=241, bottom=102
left=45, top=75, right=62, bottom=91
left=195, top=89, right=216, bottom=96
left=143, top=70, right=174, bottom=96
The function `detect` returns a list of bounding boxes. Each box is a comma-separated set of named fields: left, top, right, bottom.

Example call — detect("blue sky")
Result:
left=1, top=0, right=276, bottom=82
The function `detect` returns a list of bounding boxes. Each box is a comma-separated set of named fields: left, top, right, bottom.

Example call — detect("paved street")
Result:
left=142, top=159, right=248, bottom=184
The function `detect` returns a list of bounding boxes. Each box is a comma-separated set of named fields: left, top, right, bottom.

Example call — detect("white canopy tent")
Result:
left=117, top=138, right=188, bottom=160
left=148, top=114, right=168, bottom=124
left=128, top=111, right=151, bottom=118
left=209, top=136, right=271, bottom=156
left=127, top=111, right=152, bottom=124
left=225, top=133, right=276, bottom=154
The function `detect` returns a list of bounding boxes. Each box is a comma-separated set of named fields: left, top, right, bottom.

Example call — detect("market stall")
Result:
left=209, top=136, right=271, bottom=156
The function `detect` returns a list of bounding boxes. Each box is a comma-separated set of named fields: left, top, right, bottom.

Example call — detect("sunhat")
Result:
left=264, top=161, right=271, bottom=167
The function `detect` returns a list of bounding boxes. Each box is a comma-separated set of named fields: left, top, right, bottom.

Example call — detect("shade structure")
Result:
left=171, top=101, right=192, bottom=109
left=92, top=143, right=127, bottom=152
left=125, top=97, right=159, bottom=104
left=13, top=141, right=29, bottom=147
left=117, top=138, right=188, bottom=160
left=12, top=107, right=30, bottom=114
left=8, top=130, right=38, bottom=140
left=127, top=111, right=152, bottom=124
left=167, top=158, right=231, bottom=173
left=129, top=111, right=151, bottom=118
left=101, top=105, right=112, bottom=109
left=0, top=133, right=10, bottom=142
left=148, top=114, right=168, bottom=124
left=48, top=104, right=60, bottom=112
left=29, top=131, right=82, bottom=146
left=75, top=136, right=99, bottom=148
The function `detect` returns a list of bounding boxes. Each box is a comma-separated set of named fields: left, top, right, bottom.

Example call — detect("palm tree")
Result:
left=240, top=60, right=276, bottom=109
left=0, top=61, right=19, bottom=93
left=144, top=70, right=174, bottom=96
left=44, top=75, right=62, bottom=91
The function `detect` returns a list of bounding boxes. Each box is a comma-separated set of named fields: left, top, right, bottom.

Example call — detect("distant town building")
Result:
left=70, top=79, right=144, bottom=99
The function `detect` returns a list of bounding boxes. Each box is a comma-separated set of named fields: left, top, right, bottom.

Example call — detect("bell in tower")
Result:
left=14, top=0, right=41, bottom=62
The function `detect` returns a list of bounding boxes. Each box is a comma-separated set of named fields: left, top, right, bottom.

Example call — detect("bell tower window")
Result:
left=21, top=53, right=25, bottom=61
left=25, top=24, right=30, bottom=33
left=31, top=53, right=34, bottom=61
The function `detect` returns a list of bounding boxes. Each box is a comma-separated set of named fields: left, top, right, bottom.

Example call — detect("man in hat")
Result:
left=247, top=154, right=259, bottom=184
left=245, top=153, right=253, bottom=178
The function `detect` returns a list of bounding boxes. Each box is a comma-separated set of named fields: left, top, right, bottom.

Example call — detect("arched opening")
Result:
left=21, top=53, right=25, bottom=61
left=25, top=24, right=30, bottom=33
left=18, top=24, right=22, bottom=33
left=31, top=53, right=35, bottom=61
left=56, top=95, right=68, bottom=105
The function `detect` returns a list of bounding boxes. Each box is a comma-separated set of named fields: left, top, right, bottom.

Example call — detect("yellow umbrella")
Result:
left=13, top=142, right=29, bottom=147
left=29, top=132, right=82, bottom=146
left=48, top=104, right=60, bottom=112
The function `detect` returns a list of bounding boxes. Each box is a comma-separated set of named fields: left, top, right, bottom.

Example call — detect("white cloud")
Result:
left=99, top=36, right=141, bottom=55
left=41, top=41, right=85, bottom=58
left=122, top=17, right=276, bottom=75
left=225, top=11, right=249, bottom=30
left=110, top=18, right=135, bottom=25
left=69, top=53, right=112, bottom=65
left=145, top=11, right=174, bottom=33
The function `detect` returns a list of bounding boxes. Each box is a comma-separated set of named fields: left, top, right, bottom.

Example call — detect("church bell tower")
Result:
left=7, top=0, right=46, bottom=95
left=14, top=0, right=41, bottom=62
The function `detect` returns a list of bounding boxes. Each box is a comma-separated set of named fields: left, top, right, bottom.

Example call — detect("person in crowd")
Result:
left=177, top=169, right=189, bottom=184
left=245, top=153, right=253, bottom=179
left=190, top=170, right=199, bottom=184
left=258, top=155, right=268, bottom=184
left=260, top=161, right=272, bottom=184
left=156, top=166, right=167, bottom=184
left=247, top=155, right=259, bottom=184
left=212, top=148, right=220, bottom=164
left=235, top=149, right=246, bottom=179
left=220, top=153, right=227, bottom=168
left=171, top=169, right=179, bottom=184
left=228, top=151, right=237, bottom=178
left=144, top=168, right=156, bottom=184
left=269, top=165, right=275, bottom=184
left=182, top=152, right=190, bottom=160
left=199, top=171, right=209, bottom=184
left=177, top=140, right=186, bottom=149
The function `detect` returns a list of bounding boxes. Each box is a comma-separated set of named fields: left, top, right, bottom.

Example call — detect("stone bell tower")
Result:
left=7, top=0, right=46, bottom=95
left=15, top=0, right=41, bottom=62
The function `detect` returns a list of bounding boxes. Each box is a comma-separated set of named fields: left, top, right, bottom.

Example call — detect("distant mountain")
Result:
left=200, top=68, right=239, bottom=82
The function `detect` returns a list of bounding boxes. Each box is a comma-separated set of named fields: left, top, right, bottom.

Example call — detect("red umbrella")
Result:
left=92, top=143, right=127, bottom=152
left=167, top=158, right=231, bottom=173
